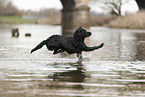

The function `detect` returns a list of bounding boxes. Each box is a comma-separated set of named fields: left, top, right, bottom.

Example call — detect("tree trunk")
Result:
left=135, top=0, right=145, bottom=10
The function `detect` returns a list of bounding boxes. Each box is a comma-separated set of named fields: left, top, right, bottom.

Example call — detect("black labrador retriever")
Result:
left=30, top=27, right=104, bottom=59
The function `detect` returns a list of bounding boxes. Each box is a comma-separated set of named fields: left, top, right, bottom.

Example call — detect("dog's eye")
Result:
left=78, top=31, right=81, bottom=35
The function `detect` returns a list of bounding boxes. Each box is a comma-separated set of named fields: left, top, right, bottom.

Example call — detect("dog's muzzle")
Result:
left=86, top=32, right=92, bottom=37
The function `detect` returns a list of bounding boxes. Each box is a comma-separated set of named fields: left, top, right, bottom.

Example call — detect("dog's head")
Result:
left=73, top=27, right=91, bottom=39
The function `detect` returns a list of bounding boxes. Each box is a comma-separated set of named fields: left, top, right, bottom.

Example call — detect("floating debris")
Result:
left=25, top=33, right=31, bottom=37
left=11, top=28, right=19, bottom=37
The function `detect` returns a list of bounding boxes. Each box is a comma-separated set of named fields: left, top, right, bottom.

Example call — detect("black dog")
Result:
left=30, top=27, right=104, bottom=59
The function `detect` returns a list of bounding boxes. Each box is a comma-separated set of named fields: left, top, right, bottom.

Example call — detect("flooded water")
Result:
left=0, top=24, right=145, bottom=97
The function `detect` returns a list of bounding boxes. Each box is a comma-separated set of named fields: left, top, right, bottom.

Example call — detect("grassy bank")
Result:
left=0, top=16, right=36, bottom=24
left=105, top=11, right=145, bottom=29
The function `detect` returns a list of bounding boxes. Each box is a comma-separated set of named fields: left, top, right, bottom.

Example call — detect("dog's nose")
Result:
left=87, top=32, right=92, bottom=36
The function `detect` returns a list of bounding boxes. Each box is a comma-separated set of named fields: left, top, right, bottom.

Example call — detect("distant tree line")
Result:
left=0, top=0, right=60, bottom=19
left=0, top=0, right=21, bottom=16
left=22, top=8, right=61, bottom=25
left=24, top=8, right=61, bottom=18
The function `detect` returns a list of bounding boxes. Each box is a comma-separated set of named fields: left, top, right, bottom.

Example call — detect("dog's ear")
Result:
left=78, top=27, right=82, bottom=29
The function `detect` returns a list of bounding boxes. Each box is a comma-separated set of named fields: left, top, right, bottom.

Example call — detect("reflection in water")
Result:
left=135, top=33, right=145, bottom=61
left=52, top=62, right=86, bottom=82
left=51, top=62, right=86, bottom=89
left=1, top=24, right=145, bottom=96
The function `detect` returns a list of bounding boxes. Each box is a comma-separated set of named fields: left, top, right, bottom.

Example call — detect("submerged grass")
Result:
left=0, top=16, right=36, bottom=24
left=105, top=11, right=145, bottom=29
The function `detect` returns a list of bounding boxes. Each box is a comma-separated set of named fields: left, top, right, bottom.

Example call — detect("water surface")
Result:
left=0, top=24, right=145, bottom=97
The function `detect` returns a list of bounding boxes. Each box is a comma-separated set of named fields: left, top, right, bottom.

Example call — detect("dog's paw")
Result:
left=99, top=43, right=104, bottom=48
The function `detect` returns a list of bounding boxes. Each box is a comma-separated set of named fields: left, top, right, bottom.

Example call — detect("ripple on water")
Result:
left=1, top=25, right=145, bottom=96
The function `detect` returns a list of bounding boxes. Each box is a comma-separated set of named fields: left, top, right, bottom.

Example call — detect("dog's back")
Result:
left=31, top=35, right=73, bottom=54
left=46, top=35, right=77, bottom=53
left=45, top=35, right=63, bottom=51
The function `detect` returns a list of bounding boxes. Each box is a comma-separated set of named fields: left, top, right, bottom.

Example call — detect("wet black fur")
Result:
left=30, top=27, right=104, bottom=59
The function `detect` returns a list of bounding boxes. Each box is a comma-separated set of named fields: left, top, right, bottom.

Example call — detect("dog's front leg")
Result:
left=77, top=53, right=83, bottom=61
left=77, top=53, right=82, bottom=59
left=84, top=43, right=104, bottom=51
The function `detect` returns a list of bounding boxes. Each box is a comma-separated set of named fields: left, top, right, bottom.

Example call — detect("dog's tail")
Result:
left=30, top=40, right=47, bottom=54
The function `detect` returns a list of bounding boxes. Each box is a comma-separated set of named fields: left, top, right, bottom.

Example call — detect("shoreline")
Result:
left=1, top=11, right=145, bottom=30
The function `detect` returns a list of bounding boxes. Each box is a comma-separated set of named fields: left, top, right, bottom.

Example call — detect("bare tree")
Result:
left=0, top=0, right=21, bottom=16
left=104, top=0, right=122, bottom=15
left=0, top=0, right=5, bottom=15
left=92, top=0, right=133, bottom=16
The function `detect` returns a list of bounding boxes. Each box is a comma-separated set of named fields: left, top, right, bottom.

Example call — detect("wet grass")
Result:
left=105, top=11, right=145, bottom=29
left=0, top=16, right=36, bottom=24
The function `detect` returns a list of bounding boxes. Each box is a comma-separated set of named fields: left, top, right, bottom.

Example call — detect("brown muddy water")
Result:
left=0, top=24, right=145, bottom=97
